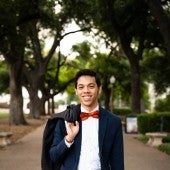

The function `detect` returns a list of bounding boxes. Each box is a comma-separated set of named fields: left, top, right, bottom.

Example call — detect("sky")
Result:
left=44, top=21, right=108, bottom=59
left=45, top=22, right=89, bottom=57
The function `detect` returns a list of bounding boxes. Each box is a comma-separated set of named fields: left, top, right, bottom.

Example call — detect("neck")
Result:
left=81, top=104, right=99, bottom=112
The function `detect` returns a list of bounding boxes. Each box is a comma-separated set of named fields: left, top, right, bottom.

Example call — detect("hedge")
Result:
left=113, top=108, right=131, bottom=116
left=137, top=112, right=170, bottom=134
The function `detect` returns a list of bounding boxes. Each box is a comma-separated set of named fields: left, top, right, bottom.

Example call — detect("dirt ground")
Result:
left=0, top=116, right=48, bottom=145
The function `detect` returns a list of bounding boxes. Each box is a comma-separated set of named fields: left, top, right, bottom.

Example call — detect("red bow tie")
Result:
left=80, top=110, right=99, bottom=121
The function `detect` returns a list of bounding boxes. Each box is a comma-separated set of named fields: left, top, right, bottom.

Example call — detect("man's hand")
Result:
left=65, top=121, right=79, bottom=142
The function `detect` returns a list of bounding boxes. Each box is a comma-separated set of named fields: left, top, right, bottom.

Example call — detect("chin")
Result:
left=82, top=102, right=92, bottom=107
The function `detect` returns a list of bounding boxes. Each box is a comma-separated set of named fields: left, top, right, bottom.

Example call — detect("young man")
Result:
left=49, top=69, right=124, bottom=170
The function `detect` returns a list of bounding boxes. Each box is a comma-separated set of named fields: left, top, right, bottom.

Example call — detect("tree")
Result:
left=22, top=20, right=86, bottom=117
left=61, top=0, right=148, bottom=114
left=146, top=0, right=170, bottom=57
left=0, top=0, right=87, bottom=121
left=0, top=0, right=29, bottom=124
left=142, top=49, right=170, bottom=94
left=61, top=0, right=170, bottom=114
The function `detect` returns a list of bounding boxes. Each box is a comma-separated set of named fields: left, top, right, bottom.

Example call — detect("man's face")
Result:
left=75, top=75, right=101, bottom=111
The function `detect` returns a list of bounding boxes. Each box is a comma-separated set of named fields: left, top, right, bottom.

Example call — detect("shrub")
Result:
left=137, top=112, right=170, bottom=134
left=158, top=143, right=170, bottom=155
left=114, top=108, right=131, bottom=116
left=137, top=134, right=149, bottom=143
left=162, top=134, right=170, bottom=143
left=138, top=113, right=160, bottom=134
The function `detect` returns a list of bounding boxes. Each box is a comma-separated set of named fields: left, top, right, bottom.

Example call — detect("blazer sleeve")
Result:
left=41, top=117, right=60, bottom=170
left=49, top=119, right=69, bottom=163
left=110, top=118, right=124, bottom=170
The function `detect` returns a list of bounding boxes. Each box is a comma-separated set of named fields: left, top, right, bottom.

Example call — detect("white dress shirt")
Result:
left=77, top=105, right=101, bottom=170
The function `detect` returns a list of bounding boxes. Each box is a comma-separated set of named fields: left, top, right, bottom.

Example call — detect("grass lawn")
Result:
left=0, top=112, right=9, bottom=119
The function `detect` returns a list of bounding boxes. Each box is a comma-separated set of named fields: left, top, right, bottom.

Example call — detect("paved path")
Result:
left=0, top=124, right=170, bottom=170
left=124, top=133, right=170, bottom=170
left=0, top=125, right=45, bottom=170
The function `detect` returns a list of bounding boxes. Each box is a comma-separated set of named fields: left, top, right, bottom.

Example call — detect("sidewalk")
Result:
left=124, top=133, right=170, bottom=170
left=0, top=124, right=45, bottom=170
left=0, top=124, right=170, bottom=170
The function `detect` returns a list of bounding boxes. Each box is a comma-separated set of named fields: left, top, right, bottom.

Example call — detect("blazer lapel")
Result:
left=99, top=107, right=108, bottom=155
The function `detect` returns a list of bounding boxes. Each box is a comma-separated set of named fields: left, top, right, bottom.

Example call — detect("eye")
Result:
left=88, top=84, right=95, bottom=89
left=77, top=85, right=84, bottom=90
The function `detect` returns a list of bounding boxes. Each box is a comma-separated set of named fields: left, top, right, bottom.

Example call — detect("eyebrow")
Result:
left=77, top=83, right=96, bottom=86
left=77, top=83, right=95, bottom=86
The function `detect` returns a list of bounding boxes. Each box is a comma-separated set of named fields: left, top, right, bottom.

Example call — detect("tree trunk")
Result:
left=104, top=90, right=110, bottom=111
left=39, top=98, right=46, bottom=116
left=119, top=35, right=141, bottom=114
left=102, top=80, right=111, bottom=111
left=28, top=88, right=46, bottom=118
left=130, top=61, right=141, bottom=114
left=51, top=96, right=55, bottom=114
left=47, top=99, right=51, bottom=115
left=8, top=62, right=27, bottom=125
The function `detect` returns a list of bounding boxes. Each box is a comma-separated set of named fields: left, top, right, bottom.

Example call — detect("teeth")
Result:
left=83, top=96, right=90, bottom=99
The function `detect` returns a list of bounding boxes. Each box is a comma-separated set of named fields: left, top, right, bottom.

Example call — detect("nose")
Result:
left=83, top=86, right=90, bottom=92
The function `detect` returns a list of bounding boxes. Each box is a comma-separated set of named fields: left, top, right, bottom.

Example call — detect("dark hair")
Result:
left=74, top=69, right=101, bottom=88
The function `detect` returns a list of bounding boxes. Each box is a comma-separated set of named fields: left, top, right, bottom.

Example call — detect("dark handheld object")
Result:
left=41, top=104, right=80, bottom=170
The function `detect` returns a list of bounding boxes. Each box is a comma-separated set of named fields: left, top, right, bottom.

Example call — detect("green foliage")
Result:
left=61, top=0, right=170, bottom=115
left=59, top=0, right=97, bottom=28
left=137, top=134, right=149, bottom=144
left=66, top=94, right=78, bottom=105
left=142, top=53, right=170, bottom=94
left=158, top=143, right=170, bottom=155
left=138, top=113, right=170, bottom=134
left=71, top=41, right=94, bottom=69
left=91, top=52, right=131, bottom=102
left=55, top=99, right=65, bottom=106
left=113, top=108, right=131, bottom=116
left=0, top=112, right=9, bottom=119
left=1, top=0, right=170, bottom=121
left=155, top=95, right=170, bottom=112
left=0, top=61, right=9, bottom=94
left=162, top=134, right=170, bottom=143
left=45, top=54, right=79, bottom=99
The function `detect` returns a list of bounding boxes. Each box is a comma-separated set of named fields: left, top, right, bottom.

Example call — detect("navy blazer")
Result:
left=50, top=106, right=124, bottom=170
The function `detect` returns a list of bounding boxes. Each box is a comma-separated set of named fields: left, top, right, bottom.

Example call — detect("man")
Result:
left=49, top=69, right=124, bottom=170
